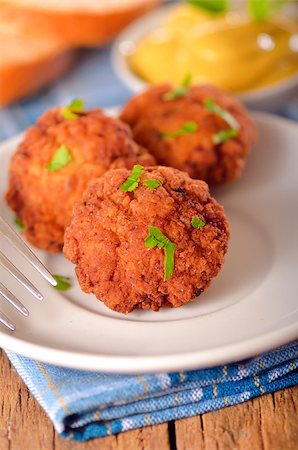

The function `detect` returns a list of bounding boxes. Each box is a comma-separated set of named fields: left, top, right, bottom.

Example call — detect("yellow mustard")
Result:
left=130, top=5, right=298, bottom=92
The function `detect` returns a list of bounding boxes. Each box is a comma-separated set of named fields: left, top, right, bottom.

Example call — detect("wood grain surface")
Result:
left=0, top=349, right=297, bottom=450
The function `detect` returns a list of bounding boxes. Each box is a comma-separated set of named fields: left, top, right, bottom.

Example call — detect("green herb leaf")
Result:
left=247, top=0, right=270, bottom=20
left=204, top=98, right=239, bottom=130
left=46, top=145, right=73, bottom=172
left=145, top=226, right=169, bottom=249
left=145, top=226, right=176, bottom=280
left=163, top=73, right=192, bottom=101
left=52, top=275, right=72, bottom=291
left=247, top=0, right=286, bottom=21
left=187, top=0, right=229, bottom=13
left=68, top=98, right=84, bottom=110
left=14, top=216, right=25, bottom=231
left=62, top=98, right=84, bottom=120
left=191, top=215, right=206, bottom=228
left=143, top=179, right=161, bottom=191
left=164, top=242, right=176, bottom=281
left=213, top=128, right=238, bottom=144
left=204, top=98, right=239, bottom=144
left=161, top=121, right=198, bottom=139
left=120, top=165, right=143, bottom=192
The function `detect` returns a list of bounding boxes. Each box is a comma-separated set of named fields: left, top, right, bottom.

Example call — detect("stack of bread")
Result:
left=0, top=0, right=160, bottom=106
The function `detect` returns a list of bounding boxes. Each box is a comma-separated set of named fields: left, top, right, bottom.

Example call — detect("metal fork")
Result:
left=0, top=216, right=57, bottom=331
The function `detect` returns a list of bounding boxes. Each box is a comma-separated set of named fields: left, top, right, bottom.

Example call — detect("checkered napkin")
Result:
left=1, top=44, right=298, bottom=442
left=6, top=342, right=298, bottom=441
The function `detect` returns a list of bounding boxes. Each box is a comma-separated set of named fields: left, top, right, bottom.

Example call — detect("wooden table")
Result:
left=0, top=350, right=297, bottom=450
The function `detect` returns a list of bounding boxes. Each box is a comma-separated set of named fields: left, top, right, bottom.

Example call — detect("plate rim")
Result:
left=1, top=111, right=298, bottom=373
left=2, top=322, right=298, bottom=373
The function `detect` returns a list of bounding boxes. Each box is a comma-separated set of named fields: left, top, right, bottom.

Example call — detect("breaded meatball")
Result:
left=120, top=84, right=257, bottom=185
left=6, top=108, right=155, bottom=253
left=63, top=166, right=230, bottom=313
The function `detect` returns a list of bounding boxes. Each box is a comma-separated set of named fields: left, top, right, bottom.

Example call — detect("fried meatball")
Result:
left=63, top=166, right=230, bottom=313
left=6, top=108, right=155, bottom=253
left=120, top=84, right=257, bottom=185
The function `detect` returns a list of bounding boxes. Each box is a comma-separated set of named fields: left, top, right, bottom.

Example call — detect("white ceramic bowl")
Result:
left=112, top=4, right=298, bottom=112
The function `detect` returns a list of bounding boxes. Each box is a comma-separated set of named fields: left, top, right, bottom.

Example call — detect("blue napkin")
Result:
left=1, top=45, right=298, bottom=442
left=6, top=342, right=298, bottom=441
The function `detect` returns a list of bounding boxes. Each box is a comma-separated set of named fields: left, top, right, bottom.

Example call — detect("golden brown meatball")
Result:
left=6, top=108, right=155, bottom=253
left=63, top=166, right=230, bottom=313
left=120, top=84, right=257, bottom=185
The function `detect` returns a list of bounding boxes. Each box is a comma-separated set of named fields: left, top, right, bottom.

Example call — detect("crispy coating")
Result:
left=63, top=166, right=230, bottom=313
left=120, top=84, right=257, bottom=185
left=6, top=108, right=155, bottom=253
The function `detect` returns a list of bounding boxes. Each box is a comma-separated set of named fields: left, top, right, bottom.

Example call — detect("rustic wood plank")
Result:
left=259, top=388, right=298, bottom=450
left=1, top=349, right=297, bottom=450
left=53, top=424, right=170, bottom=450
left=116, top=424, right=170, bottom=450
left=54, top=433, right=119, bottom=450
left=175, top=387, right=298, bottom=450
left=0, top=349, right=54, bottom=450
left=0, top=350, right=170, bottom=450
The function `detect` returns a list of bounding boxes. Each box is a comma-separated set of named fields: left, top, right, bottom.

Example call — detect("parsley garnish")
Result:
left=161, top=121, right=198, bottom=139
left=213, top=128, right=238, bottom=144
left=62, top=98, right=84, bottom=120
left=14, top=216, right=25, bottom=231
left=204, top=98, right=239, bottom=144
left=143, top=179, right=160, bottom=191
left=163, top=74, right=192, bottom=101
left=187, top=0, right=228, bottom=13
left=120, top=165, right=143, bottom=192
left=46, top=145, right=73, bottom=172
left=188, top=0, right=285, bottom=20
left=145, top=226, right=176, bottom=281
left=191, top=215, right=205, bottom=228
left=247, top=0, right=285, bottom=21
left=204, top=98, right=239, bottom=130
left=52, top=275, right=72, bottom=291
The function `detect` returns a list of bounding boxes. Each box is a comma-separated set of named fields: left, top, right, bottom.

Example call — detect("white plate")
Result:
left=0, top=112, right=297, bottom=373
left=112, top=4, right=298, bottom=112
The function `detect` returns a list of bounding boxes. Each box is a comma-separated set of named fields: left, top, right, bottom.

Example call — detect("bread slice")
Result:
left=0, top=0, right=161, bottom=105
left=1, top=0, right=161, bottom=46
left=0, top=4, right=75, bottom=106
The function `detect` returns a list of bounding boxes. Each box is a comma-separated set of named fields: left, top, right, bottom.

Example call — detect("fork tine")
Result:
left=0, top=217, right=57, bottom=286
left=0, top=282, right=29, bottom=316
left=0, top=311, right=15, bottom=331
left=0, top=251, right=43, bottom=301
